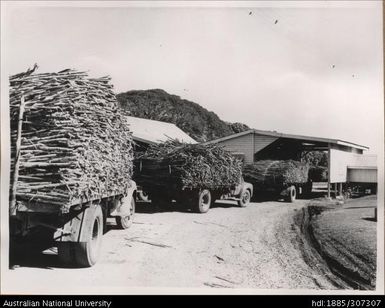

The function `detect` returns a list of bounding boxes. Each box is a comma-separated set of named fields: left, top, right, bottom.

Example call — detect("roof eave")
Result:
left=132, top=136, right=158, bottom=145
left=204, top=129, right=368, bottom=151
left=336, top=140, right=369, bottom=151
left=202, top=129, right=255, bottom=145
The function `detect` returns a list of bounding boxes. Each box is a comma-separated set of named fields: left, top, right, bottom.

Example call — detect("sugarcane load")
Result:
left=134, top=141, right=253, bottom=213
left=242, top=160, right=311, bottom=202
left=9, top=66, right=137, bottom=267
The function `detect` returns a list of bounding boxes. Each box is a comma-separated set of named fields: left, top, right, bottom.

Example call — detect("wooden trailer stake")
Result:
left=10, top=95, right=25, bottom=216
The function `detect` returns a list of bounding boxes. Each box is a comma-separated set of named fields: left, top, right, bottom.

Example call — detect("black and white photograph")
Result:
left=1, top=0, right=384, bottom=295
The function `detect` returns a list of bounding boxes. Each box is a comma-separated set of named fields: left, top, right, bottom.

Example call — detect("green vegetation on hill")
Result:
left=116, top=89, right=249, bottom=142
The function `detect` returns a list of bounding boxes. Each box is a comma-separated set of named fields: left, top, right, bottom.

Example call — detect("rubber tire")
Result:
left=58, top=204, right=103, bottom=267
left=137, top=190, right=149, bottom=202
left=57, top=242, right=74, bottom=265
left=286, top=186, right=297, bottom=203
left=238, top=189, right=251, bottom=207
left=193, top=189, right=212, bottom=213
left=116, top=197, right=135, bottom=229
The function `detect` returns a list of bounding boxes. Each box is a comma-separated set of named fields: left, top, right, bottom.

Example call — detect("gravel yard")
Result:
left=307, top=195, right=377, bottom=290
left=2, top=197, right=378, bottom=294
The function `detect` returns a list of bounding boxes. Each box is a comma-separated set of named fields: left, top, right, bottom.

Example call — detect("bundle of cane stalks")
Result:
left=243, top=160, right=309, bottom=189
left=134, top=141, right=242, bottom=191
left=9, top=67, right=134, bottom=213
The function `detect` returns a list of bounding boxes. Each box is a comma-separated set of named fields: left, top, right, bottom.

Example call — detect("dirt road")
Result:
left=308, top=196, right=377, bottom=290
left=4, top=199, right=338, bottom=293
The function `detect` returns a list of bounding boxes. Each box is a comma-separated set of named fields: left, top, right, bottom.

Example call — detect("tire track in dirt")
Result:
left=5, top=200, right=353, bottom=293
left=294, top=203, right=375, bottom=290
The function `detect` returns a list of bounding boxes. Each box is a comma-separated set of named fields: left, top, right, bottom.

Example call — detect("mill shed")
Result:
left=124, top=116, right=197, bottom=150
left=205, top=129, right=376, bottom=197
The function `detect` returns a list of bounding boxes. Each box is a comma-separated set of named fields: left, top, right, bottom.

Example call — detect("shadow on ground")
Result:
left=135, top=190, right=330, bottom=214
left=135, top=200, right=241, bottom=214
left=9, top=222, right=124, bottom=269
left=9, top=241, right=66, bottom=270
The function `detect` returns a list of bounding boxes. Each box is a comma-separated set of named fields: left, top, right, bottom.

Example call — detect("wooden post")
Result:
left=339, top=182, right=343, bottom=197
left=252, top=131, right=255, bottom=163
left=10, top=95, right=25, bottom=216
left=327, top=144, right=331, bottom=198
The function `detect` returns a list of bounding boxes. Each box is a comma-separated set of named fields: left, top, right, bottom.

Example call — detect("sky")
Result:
left=2, top=1, right=383, bottom=154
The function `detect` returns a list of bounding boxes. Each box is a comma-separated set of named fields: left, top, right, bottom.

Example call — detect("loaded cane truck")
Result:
left=134, top=142, right=253, bottom=213
left=9, top=181, right=137, bottom=267
left=139, top=174, right=253, bottom=213
left=9, top=68, right=136, bottom=267
left=248, top=179, right=312, bottom=202
left=243, top=160, right=312, bottom=203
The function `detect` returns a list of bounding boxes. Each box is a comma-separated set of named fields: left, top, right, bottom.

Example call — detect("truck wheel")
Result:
left=116, top=197, right=135, bottom=229
left=57, top=242, right=75, bottom=265
left=74, top=204, right=104, bottom=267
left=57, top=204, right=103, bottom=267
left=137, top=190, right=149, bottom=202
left=286, top=186, right=297, bottom=203
left=193, top=189, right=211, bottom=213
left=238, top=189, right=251, bottom=207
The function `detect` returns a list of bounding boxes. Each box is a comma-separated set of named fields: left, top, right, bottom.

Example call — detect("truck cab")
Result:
left=217, top=178, right=253, bottom=207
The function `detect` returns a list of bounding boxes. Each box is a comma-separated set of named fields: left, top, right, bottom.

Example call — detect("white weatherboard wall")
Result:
left=216, top=133, right=278, bottom=164
left=347, top=167, right=377, bottom=183
left=217, top=133, right=254, bottom=164
left=347, top=154, right=378, bottom=183
left=350, top=154, right=377, bottom=167
left=330, top=149, right=377, bottom=183
left=253, top=134, right=278, bottom=154
left=329, top=149, right=353, bottom=183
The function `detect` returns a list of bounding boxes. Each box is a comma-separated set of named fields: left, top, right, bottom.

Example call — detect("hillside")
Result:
left=116, top=89, right=249, bottom=142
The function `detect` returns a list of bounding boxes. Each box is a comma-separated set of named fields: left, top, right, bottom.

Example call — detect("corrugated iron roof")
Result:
left=124, top=116, right=197, bottom=145
left=204, top=129, right=368, bottom=151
